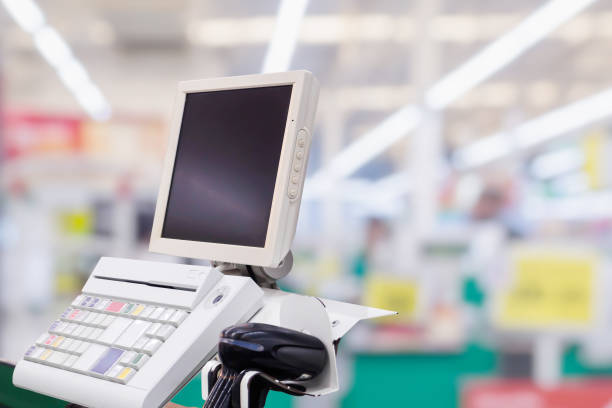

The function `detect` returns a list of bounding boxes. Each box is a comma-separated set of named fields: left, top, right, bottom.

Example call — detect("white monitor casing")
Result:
left=150, top=71, right=319, bottom=267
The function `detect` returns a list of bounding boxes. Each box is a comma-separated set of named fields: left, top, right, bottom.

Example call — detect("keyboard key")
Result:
left=105, top=301, right=126, bottom=313
left=75, top=311, right=90, bottom=322
left=119, top=350, right=137, bottom=365
left=50, top=336, right=65, bottom=349
left=140, top=306, right=155, bottom=319
left=90, top=328, right=104, bottom=340
left=24, top=346, right=44, bottom=360
left=80, top=327, right=94, bottom=340
left=127, top=353, right=149, bottom=370
left=60, top=308, right=73, bottom=319
left=158, top=309, right=174, bottom=322
left=41, top=335, right=57, bottom=346
left=67, top=340, right=82, bottom=353
left=83, top=312, right=98, bottom=325
left=90, top=348, right=124, bottom=375
left=168, top=310, right=188, bottom=326
left=142, top=338, right=162, bottom=355
left=132, top=336, right=148, bottom=352
left=48, top=320, right=62, bottom=333
left=95, top=299, right=111, bottom=311
left=59, top=338, right=73, bottom=352
left=101, top=315, right=115, bottom=328
left=71, top=295, right=85, bottom=307
left=72, top=326, right=85, bottom=338
left=154, top=324, right=175, bottom=341
left=115, top=367, right=135, bottom=384
left=64, top=323, right=78, bottom=335
left=77, top=341, right=90, bottom=355
left=64, top=354, right=78, bottom=368
left=40, top=349, right=53, bottom=361
left=149, top=307, right=165, bottom=321
left=121, top=304, right=135, bottom=314
left=146, top=323, right=161, bottom=337
left=92, top=313, right=106, bottom=327
left=115, top=320, right=151, bottom=349
left=131, top=304, right=145, bottom=317
left=98, top=317, right=132, bottom=344
left=87, top=297, right=101, bottom=309
left=79, top=296, right=92, bottom=307
left=106, top=364, right=123, bottom=378
left=72, top=344, right=107, bottom=372
left=48, top=351, right=69, bottom=366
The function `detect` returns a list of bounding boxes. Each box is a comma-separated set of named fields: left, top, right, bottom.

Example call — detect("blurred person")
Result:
left=351, top=217, right=393, bottom=281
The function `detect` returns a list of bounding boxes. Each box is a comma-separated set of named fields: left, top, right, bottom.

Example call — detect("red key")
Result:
left=106, top=301, right=125, bottom=313
left=44, top=335, right=56, bottom=345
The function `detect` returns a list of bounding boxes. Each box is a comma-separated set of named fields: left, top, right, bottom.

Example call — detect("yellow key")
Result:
left=40, top=349, right=53, bottom=361
left=131, top=305, right=145, bottom=316
left=51, top=336, right=64, bottom=348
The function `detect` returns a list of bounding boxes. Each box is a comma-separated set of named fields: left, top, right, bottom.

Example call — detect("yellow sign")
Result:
left=497, top=248, right=597, bottom=329
left=365, top=276, right=419, bottom=322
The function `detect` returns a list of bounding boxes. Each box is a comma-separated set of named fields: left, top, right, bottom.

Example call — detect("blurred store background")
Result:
left=2, top=0, right=612, bottom=407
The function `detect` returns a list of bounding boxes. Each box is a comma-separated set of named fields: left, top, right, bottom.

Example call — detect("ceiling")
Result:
left=1, top=0, right=611, bottom=176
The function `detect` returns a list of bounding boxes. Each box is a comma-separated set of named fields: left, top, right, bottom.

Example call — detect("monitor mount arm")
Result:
left=212, top=251, right=293, bottom=288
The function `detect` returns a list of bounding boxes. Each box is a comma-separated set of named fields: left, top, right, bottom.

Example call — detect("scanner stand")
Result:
left=201, top=251, right=396, bottom=407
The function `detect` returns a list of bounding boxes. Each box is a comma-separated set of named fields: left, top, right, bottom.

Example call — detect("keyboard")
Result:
left=24, top=294, right=191, bottom=384
left=14, top=257, right=264, bottom=408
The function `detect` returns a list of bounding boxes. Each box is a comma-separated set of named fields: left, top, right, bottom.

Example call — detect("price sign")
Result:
left=365, top=276, right=419, bottom=323
left=494, top=246, right=599, bottom=330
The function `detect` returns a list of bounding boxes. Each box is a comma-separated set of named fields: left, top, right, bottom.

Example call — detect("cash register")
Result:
left=12, top=70, right=393, bottom=408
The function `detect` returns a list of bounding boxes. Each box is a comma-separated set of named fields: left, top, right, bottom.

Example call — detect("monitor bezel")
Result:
left=149, top=71, right=310, bottom=266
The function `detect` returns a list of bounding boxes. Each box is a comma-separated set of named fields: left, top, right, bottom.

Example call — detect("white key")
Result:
left=75, top=310, right=90, bottom=322
left=149, top=307, right=165, bottom=321
left=59, top=338, right=73, bottom=351
left=96, top=299, right=111, bottom=310
left=132, top=336, right=148, bottom=352
left=71, top=295, right=85, bottom=307
left=24, top=346, right=45, bottom=361
left=67, top=340, right=82, bottom=353
left=158, top=309, right=175, bottom=322
left=80, top=327, right=94, bottom=340
left=35, top=333, right=49, bottom=345
left=72, top=326, right=85, bottom=338
left=140, top=306, right=155, bottom=319
left=84, top=312, right=98, bottom=325
left=90, top=328, right=104, bottom=340
left=98, top=317, right=132, bottom=345
left=72, top=344, right=107, bottom=372
left=153, top=324, right=175, bottom=341
left=120, top=350, right=137, bottom=365
left=77, top=341, right=90, bottom=354
left=64, top=323, right=78, bottom=335
left=100, top=315, right=115, bottom=328
left=106, top=364, right=123, bottom=378
left=48, top=351, right=69, bottom=366
left=56, top=322, right=70, bottom=334
left=64, top=354, right=78, bottom=368
left=92, top=313, right=106, bottom=327
left=168, top=310, right=188, bottom=326
left=146, top=323, right=161, bottom=337
left=142, top=338, right=162, bottom=355
left=115, top=320, right=151, bottom=349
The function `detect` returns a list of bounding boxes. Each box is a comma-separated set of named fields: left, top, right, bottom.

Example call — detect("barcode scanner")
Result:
left=204, top=323, right=328, bottom=408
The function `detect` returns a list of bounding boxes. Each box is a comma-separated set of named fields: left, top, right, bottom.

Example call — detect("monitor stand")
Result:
left=212, top=251, right=293, bottom=288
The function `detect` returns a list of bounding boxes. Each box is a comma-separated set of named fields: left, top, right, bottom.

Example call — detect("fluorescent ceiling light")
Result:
left=2, top=0, right=111, bottom=121
left=262, top=0, right=309, bottom=72
left=0, top=0, right=44, bottom=33
left=33, top=26, right=72, bottom=68
left=531, top=147, right=584, bottom=179
left=454, top=87, right=612, bottom=169
left=308, top=0, right=597, bottom=183
left=425, top=0, right=599, bottom=109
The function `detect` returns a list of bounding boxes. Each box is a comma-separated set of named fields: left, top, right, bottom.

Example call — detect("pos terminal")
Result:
left=12, top=71, right=394, bottom=407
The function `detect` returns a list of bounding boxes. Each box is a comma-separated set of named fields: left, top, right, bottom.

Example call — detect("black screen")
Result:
left=162, top=85, right=293, bottom=247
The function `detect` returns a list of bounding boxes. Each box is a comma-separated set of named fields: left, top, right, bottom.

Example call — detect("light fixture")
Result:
left=309, top=0, right=598, bottom=183
left=0, top=0, right=44, bottom=33
left=262, top=0, right=309, bottom=72
left=454, top=87, right=612, bottom=169
left=1, top=0, right=111, bottom=121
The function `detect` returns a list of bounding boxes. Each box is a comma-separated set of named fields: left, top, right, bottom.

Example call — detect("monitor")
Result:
left=150, top=71, right=319, bottom=267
